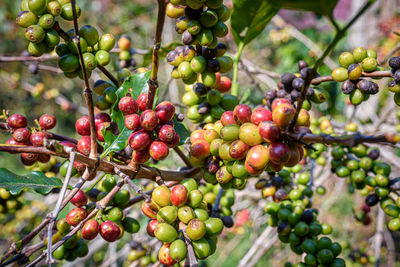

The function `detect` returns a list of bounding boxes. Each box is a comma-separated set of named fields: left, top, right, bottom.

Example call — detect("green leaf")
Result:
left=231, top=0, right=279, bottom=46
left=101, top=127, right=133, bottom=158
left=266, top=0, right=339, bottom=16
left=101, top=71, right=152, bottom=158
left=0, top=169, right=63, bottom=195
left=173, top=118, right=190, bottom=145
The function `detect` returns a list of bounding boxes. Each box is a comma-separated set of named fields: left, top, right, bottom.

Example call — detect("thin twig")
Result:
left=374, top=208, right=385, bottom=267
left=0, top=55, right=57, bottom=62
left=173, top=147, right=193, bottom=168
left=46, top=152, right=76, bottom=265
left=70, top=0, right=97, bottom=158
left=97, top=65, right=119, bottom=86
left=146, top=0, right=167, bottom=109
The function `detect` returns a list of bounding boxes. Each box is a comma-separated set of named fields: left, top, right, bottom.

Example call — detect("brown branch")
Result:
left=52, top=21, right=70, bottom=41
left=70, top=0, right=97, bottom=158
left=146, top=0, right=167, bottom=109
left=287, top=132, right=397, bottom=146
left=310, top=70, right=392, bottom=85
left=0, top=55, right=57, bottom=63
left=97, top=65, right=119, bottom=87
left=173, top=147, right=193, bottom=168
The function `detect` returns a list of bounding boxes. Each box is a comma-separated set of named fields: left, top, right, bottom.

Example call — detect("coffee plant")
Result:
left=0, top=0, right=399, bottom=266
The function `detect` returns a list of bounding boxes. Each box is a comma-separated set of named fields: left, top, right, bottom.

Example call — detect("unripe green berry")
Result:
left=190, top=56, right=207, bottom=73
left=331, top=67, right=348, bottom=82
left=79, top=25, right=99, bottom=46
left=217, top=56, right=233, bottom=73
left=198, top=29, right=214, bottom=46
left=38, top=14, right=55, bottom=29
left=353, top=47, right=368, bottom=63
left=95, top=50, right=110, bottom=66
left=45, top=29, right=60, bottom=47
left=350, top=89, right=364, bottom=105
left=367, top=49, right=377, bottom=59
left=16, top=11, right=38, bottom=28
left=99, top=34, right=115, bottom=52
left=28, top=42, right=46, bottom=57
left=58, top=53, right=79, bottom=72
left=61, top=3, right=81, bottom=21
left=28, top=0, right=46, bottom=15
left=213, top=21, right=228, bottom=37
left=178, top=61, right=194, bottom=79
left=338, top=51, right=355, bottom=68
left=25, top=25, right=45, bottom=43
left=348, top=63, right=362, bottom=80
left=187, top=20, right=201, bottom=35
left=46, top=1, right=61, bottom=16
left=200, top=10, right=218, bottom=28
left=56, top=43, right=69, bottom=56
left=68, top=37, right=88, bottom=54
left=361, top=57, right=378, bottom=72
left=206, top=0, right=223, bottom=9
left=83, top=52, right=97, bottom=71
left=215, top=5, right=230, bottom=22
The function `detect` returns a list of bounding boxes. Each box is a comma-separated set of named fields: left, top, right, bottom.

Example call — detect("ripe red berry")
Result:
left=267, top=142, right=290, bottom=165
left=229, top=140, right=250, bottom=160
left=258, top=121, right=281, bottom=143
left=66, top=208, right=87, bottom=226
left=77, top=136, right=91, bottom=156
left=190, top=129, right=205, bottom=143
left=12, top=128, right=30, bottom=143
left=137, top=93, right=148, bottom=111
left=38, top=153, right=51, bottom=163
left=74, top=161, right=86, bottom=172
left=285, top=144, right=301, bottom=167
left=6, top=138, right=24, bottom=154
left=245, top=145, right=269, bottom=171
left=30, top=132, right=46, bottom=147
left=149, top=141, right=169, bottom=161
left=70, top=190, right=88, bottom=207
left=233, top=104, right=252, bottom=124
left=171, top=184, right=188, bottom=207
left=158, top=243, right=176, bottom=266
left=271, top=98, right=291, bottom=111
left=128, top=130, right=151, bottom=151
left=75, top=116, right=91, bottom=136
left=7, top=114, right=27, bottom=129
left=131, top=149, right=150, bottom=163
left=39, top=114, right=56, bottom=130
left=124, top=114, right=140, bottom=131
left=155, top=101, right=175, bottom=123
left=217, top=76, right=232, bottom=93
left=157, top=124, right=176, bottom=142
left=272, top=103, right=295, bottom=128
left=141, top=201, right=158, bottom=219
left=82, top=219, right=100, bottom=240
left=140, top=110, right=159, bottom=131
left=96, top=122, right=110, bottom=142
left=190, top=140, right=210, bottom=159
left=251, top=108, right=272, bottom=126
left=100, top=220, right=121, bottom=242
left=118, top=96, right=138, bottom=114
left=146, top=219, right=159, bottom=237
left=167, top=133, right=180, bottom=148
left=221, top=111, right=237, bottom=126
left=94, top=113, right=111, bottom=128
left=21, top=152, right=38, bottom=165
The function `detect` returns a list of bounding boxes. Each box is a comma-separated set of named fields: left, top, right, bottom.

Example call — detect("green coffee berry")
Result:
left=61, top=3, right=81, bottom=21
left=16, top=11, right=38, bottom=28
left=25, top=25, right=45, bottom=43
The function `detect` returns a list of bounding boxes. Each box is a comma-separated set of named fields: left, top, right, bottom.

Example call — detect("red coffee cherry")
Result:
left=59, top=141, right=77, bottom=150
left=82, top=219, right=100, bottom=240
left=74, top=161, right=86, bottom=172
left=12, top=128, right=30, bottom=143
left=21, top=152, right=38, bottom=165
left=258, top=121, right=281, bottom=143
left=167, top=133, right=180, bottom=148
left=221, top=111, right=237, bottom=126
left=75, top=116, right=91, bottom=136
left=77, top=136, right=91, bottom=156
left=94, top=113, right=111, bottom=128
left=190, top=140, right=210, bottom=159
left=131, top=149, right=150, bottom=164
left=39, top=114, right=57, bottom=130
left=118, top=96, right=138, bottom=114
left=7, top=114, right=27, bottom=129
left=146, top=219, right=159, bottom=237
left=70, top=189, right=88, bottom=207
left=140, top=110, right=159, bottom=131
left=96, top=122, right=110, bottom=142
left=6, top=138, right=24, bottom=154
left=137, top=92, right=148, bottom=111
left=157, top=124, right=176, bottom=142
left=190, top=129, right=205, bottom=143
left=271, top=98, right=291, bottom=111
left=141, top=201, right=158, bottom=219
left=251, top=108, right=272, bottom=126
left=233, top=104, right=252, bottom=124
left=38, top=153, right=51, bottom=163
left=128, top=130, right=151, bottom=151
left=158, top=243, right=176, bottom=266
left=149, top=141, right=169, bottom=160
left=155, top=101, right=175, bottom=123
left=124, top=114, right=140, bottom=131
left=30, top=132, right=46, bottom=147
left=171, top=184, right=188, bottom=207
left=66, top=208, right=87, bottom=226
left=267, top=142, right=290, bottom=165
left=100, top=220, right=121, bottom=242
